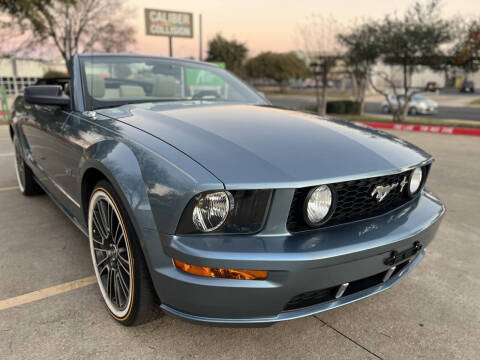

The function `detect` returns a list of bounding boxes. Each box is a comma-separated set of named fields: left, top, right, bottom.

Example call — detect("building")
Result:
left=0, top=57, right=67, bottom=95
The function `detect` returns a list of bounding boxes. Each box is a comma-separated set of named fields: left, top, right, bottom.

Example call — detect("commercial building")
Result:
left=0, top=57, right=67, bottom=95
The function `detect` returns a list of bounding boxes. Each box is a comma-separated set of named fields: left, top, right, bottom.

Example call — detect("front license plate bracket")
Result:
left=384, top=241, right=422, bottom=266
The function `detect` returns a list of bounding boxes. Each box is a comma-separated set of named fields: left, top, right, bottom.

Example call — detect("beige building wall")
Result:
left=0, top=57, right=67, bottom=77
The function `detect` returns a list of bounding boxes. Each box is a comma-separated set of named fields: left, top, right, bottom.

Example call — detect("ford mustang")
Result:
left=9, top=54, right=444, bottom=326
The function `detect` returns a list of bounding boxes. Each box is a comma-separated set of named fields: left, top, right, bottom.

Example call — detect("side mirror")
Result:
left=25, top=85, right=70, bottom=106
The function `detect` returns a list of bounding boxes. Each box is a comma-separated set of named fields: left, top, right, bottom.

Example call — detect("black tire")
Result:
left=88, top=180, right=161, bottom=326
left=13, top=135, right=43, bottom=196
left=409, top=107, right=417, bottom=116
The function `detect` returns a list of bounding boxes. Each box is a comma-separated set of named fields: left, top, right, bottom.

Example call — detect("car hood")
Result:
left=100, top=103, right=432, bottom=188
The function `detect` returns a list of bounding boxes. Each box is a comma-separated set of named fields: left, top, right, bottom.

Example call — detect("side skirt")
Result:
left=34, top=176, right=88, bottom=238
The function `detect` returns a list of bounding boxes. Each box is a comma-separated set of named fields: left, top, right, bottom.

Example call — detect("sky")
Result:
left=130, top=0, right=478, bottom=59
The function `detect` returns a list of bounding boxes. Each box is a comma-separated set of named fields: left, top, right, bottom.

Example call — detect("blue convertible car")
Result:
left=10, top=54, right=444, bottom=326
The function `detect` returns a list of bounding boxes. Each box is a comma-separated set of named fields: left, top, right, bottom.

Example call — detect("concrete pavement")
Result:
left=0, top=125, right=479, bottom=359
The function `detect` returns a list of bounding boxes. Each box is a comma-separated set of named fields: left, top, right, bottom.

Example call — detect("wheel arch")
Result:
left=79, top=141, right=159, bottom=246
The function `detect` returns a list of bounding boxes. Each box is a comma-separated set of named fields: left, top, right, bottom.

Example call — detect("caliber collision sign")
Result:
left=145, top=9, right=193, bottom=38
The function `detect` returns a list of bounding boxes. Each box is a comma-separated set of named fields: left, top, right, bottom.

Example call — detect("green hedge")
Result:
left=326, top=101, right=360, bottom=114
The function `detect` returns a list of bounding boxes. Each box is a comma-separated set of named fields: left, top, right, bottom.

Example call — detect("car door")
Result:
left=21, top=100, right=69, bottom=197
left=21, top=79, right=86, bottom=216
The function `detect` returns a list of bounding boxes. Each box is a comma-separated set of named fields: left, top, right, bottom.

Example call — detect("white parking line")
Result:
left=0, top=186, right=18, bottom=192
left=0, top=276, right=97, bottom=311
left=0, top=153, right=13, bottom=157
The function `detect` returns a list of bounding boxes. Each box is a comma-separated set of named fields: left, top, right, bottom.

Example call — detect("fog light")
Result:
left=305, top=185, right=333, bottom=226
left=173, top=259, right=268, bottom=280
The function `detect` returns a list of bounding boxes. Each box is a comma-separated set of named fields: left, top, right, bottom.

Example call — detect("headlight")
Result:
left=408, top=167, right=423, bottom=195
left=192, top=191, right=233, bottom=232
left=177, top=190, right=272, bottom=235
left=304, top=185, right=333, bottom=226
left=419, top=102, right=427, bottom=109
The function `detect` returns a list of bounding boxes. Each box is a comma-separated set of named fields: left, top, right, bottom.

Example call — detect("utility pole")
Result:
left=169, top=36, right=173, bottom=57
left=199, top=14, right=203, bottom=61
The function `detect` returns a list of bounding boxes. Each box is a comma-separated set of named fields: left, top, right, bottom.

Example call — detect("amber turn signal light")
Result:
left=173, top=259, right=268, bottom=280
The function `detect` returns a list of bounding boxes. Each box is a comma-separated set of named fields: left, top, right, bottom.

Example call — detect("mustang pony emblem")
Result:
left=371, top=183, right=398, bottom=202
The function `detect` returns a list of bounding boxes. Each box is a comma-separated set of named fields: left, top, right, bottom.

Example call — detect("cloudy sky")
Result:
left=130, top=0, right=478, bottom=59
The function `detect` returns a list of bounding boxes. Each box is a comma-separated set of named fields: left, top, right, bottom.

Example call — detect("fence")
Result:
left=1, top=85, right=10, bottom=122
left=0, top=76, right=39, bottom=95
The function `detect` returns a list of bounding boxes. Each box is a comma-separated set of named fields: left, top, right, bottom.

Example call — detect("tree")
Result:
left=370, top=0, right=451, bottom=122
left=450, top=18, right=480, bottom=81
left=310, top=56, right=338, bottom=115
left=0, top=0, right=136, bottom=66
left=245, top=52, right=310, bottom=92
left=338, top=22, right=380, bottom=115
left=298, top=14, right=344, bottom=115
left=206, top=34, right=248, bottom=75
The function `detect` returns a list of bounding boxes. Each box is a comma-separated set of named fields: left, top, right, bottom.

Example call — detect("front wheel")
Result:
left=409, top=107, right=418, bottom=116
left=88, top=180, right=160, bottom=326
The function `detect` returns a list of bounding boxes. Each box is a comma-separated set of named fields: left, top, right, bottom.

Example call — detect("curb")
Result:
left=361, top=121, right=480, bottom=137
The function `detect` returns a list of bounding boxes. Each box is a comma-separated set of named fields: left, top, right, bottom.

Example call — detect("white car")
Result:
left=382, top=93, right=438, bottom=115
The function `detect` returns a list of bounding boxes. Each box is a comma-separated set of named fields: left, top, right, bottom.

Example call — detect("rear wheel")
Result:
left=382, top=105, right=390, bottom=114
left=88, top=180, right=160, bottom=326
left=13, top=136, right=43, bottom=196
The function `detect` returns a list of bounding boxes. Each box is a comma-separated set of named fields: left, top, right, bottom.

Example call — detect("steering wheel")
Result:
left=192, top=90, right=221, bottom=100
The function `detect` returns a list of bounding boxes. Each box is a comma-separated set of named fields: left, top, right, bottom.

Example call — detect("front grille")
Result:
left=287, top=166, right=429, bottom=233
left=284, top=261, right=410, bottom=311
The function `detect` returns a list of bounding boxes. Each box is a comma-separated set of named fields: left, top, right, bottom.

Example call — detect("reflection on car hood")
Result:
left=100, top=103, right=432, bottom=188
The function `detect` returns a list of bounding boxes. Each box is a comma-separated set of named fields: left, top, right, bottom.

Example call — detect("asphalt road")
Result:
left=0, top=125, right=479, bottom=359
left=268, top=96, right=480, bottom=121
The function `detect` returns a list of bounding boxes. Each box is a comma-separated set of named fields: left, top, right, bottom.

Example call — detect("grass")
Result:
left=334, top=114, right=480, bottom=129
left=470, top=98, right=480, bottom=105
left=260, top=88, right=352, bottom=100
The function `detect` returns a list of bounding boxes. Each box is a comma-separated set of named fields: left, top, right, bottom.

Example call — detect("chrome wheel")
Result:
left=14, top=144, right=25, bottom=193
left=89, top=189, right=133, bottom=319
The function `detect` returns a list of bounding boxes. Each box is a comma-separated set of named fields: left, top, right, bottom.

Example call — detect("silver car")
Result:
left=382, top=93, right=438, bottom=115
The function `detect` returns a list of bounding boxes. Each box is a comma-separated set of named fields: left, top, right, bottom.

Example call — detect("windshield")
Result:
left=80, top=56, right=265, bottom=109
left=412, top=94, right=427, bottom=101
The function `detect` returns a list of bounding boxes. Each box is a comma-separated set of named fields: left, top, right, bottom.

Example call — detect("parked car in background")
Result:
left=381, top=92, right=438, bottom=115
left=10, top=54, right=444, bottom=326
left=460, top=81, right=475, bottom=93
left=425, top=81, right=439, bottom=92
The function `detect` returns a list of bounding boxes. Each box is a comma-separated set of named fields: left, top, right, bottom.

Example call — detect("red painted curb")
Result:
left=361, top=121, right=480, bottom=137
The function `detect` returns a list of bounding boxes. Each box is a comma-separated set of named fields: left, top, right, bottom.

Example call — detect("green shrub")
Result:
left=43, top=69, right=68, bottom=79
left=326, top=101, right=360, bottom=114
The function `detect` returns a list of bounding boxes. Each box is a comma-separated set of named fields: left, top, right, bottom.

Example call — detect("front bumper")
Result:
left=418, top=107, right=438, bottom=115
left=150, top=190, right=444, bottom=325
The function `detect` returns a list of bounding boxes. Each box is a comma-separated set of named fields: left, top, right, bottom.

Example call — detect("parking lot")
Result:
left=0, top=124, right=479, bottom=360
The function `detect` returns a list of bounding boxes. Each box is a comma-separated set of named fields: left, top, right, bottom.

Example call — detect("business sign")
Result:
left=145, top=9, right=193, bottom=38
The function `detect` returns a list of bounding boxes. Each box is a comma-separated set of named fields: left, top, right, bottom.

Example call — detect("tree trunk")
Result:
left=358, top=97, right=365, bottom=116
left=397, top=63, right=409, bottom=123
left=315, top=76, right=321, bottom=114
left=320, top=68, right=328, bottom=116
left=357, top=77, right=366, bottom=116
